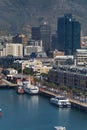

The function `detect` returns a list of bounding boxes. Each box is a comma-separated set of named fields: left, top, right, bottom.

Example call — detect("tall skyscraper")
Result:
left=57, top=14, right=81, bottom=55
left=31, top=27, right=40, bottom=40
left=40, top=21, right=51, bottom=52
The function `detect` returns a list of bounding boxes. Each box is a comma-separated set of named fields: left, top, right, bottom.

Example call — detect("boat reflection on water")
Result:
left=58, top=107, right=71, bottom=118
left=23, top=95, right=39, bottom=110
left=0, top=108, right=2, bottom=117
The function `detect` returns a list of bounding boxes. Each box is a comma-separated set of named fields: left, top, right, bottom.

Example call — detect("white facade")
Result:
left=53, top=55, right=74, bottom=68
left=21, top=59, right=52, bottom=74
left=24, top=45, right=43, bottom=56
left=7, top=68, right=18, bottom=75
left=0, top=43, right=23, bottom=57
left=76, top=49, right=87, bottom=66
left=32, top=40, right=43, bottom=47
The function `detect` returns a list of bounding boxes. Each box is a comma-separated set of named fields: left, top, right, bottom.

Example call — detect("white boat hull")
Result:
left=50, top=96, right=71, bottom=108
left=23, top=76, right=39, bottom=94
left=24, top=87, right=39, bottom=94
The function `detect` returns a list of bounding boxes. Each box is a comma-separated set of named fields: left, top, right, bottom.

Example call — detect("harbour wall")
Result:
left=39, top=87, right=87, bottom=112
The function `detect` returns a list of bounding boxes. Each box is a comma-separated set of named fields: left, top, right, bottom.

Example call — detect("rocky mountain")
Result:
left=0, top=0, right=87, bottom=34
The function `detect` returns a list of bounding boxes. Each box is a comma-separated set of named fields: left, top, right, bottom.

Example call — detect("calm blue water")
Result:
left=0, top=89, right=87, bottom=130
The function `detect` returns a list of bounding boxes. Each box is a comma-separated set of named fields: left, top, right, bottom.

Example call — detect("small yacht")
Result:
left=54, top=126, right=66, bottom=130
left=50, top=96, right=71, bottom=108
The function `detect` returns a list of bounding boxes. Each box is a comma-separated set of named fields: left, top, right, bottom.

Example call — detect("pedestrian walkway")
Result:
left=39, top=87, right=87, bottom=111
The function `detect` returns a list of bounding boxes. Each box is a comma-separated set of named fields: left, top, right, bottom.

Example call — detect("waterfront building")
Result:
left=7, top=68, right=18, bottom=75
left=6, top=68, right=18, bottom=80
left=36, top=56, right=54, bottom=67
left=53, top=55, right=74, bottom=68
left=57, top=14, right=81, bottom=55
left=2, top=68, right=18, bottom=81
left=21, top=59, right=42, bottom=70
left=12, top=74, right=26, bottom=84
left=40, top=66, right=52, bottom=74
left=48, top=65, right=87, bottom=91
left=2, top=68, right=18, bottom=76
left=21, top=59, right=52, bottom=74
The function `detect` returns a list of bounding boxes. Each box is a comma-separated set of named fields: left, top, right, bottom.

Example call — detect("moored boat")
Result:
left=17, top=81, right=24, bottom=94
left=50, top=96, right=71, bottom=108
left=23, top=76, right=39, bottom=94
left=17, top=85, right=24, bottom=94
left=24, top=85, right=39, bottom=94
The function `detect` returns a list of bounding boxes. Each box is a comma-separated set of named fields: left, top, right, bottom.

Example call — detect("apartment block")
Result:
left=24, top=45, right=43, bottom=56
left=0, top=43, right=23, bottom=57
left=76, top=49, right=87, bottom=66
left=48, top=65, right=87, bottom=91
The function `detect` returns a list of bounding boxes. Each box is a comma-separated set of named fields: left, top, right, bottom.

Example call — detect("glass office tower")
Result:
left=57, top=14, right=81, bottom=55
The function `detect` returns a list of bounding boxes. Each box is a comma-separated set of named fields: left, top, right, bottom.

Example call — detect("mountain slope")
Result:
left=0, top=0, right=87, bottom=34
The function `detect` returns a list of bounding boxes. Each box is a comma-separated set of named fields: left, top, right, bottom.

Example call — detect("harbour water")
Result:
left=0, top=89, right=87, bottom=130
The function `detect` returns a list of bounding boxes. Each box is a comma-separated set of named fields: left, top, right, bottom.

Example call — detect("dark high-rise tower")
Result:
left=31, top=27, right=40, bottom=40
left=57, top=14, right=81, bottom=55
left=40, top=21, right=51, bottom=52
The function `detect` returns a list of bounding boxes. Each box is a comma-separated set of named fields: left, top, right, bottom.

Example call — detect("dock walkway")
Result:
left=39, top=87, right=87, bottom=112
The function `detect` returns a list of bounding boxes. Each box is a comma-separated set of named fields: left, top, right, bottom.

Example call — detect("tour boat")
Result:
left=54, top=126, right=66, bottom=130
left=23, top=77, right=39, bottom=94
left=50, top=96, right=71, bottom=108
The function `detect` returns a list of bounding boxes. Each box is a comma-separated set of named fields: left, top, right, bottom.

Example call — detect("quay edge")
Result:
left=39, top=87, right=87, bottom=112
left=70, top=99, right=87, bottom=112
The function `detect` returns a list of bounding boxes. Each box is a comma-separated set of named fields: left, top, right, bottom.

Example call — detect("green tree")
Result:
left=23, top=67, right=34, bottom=75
